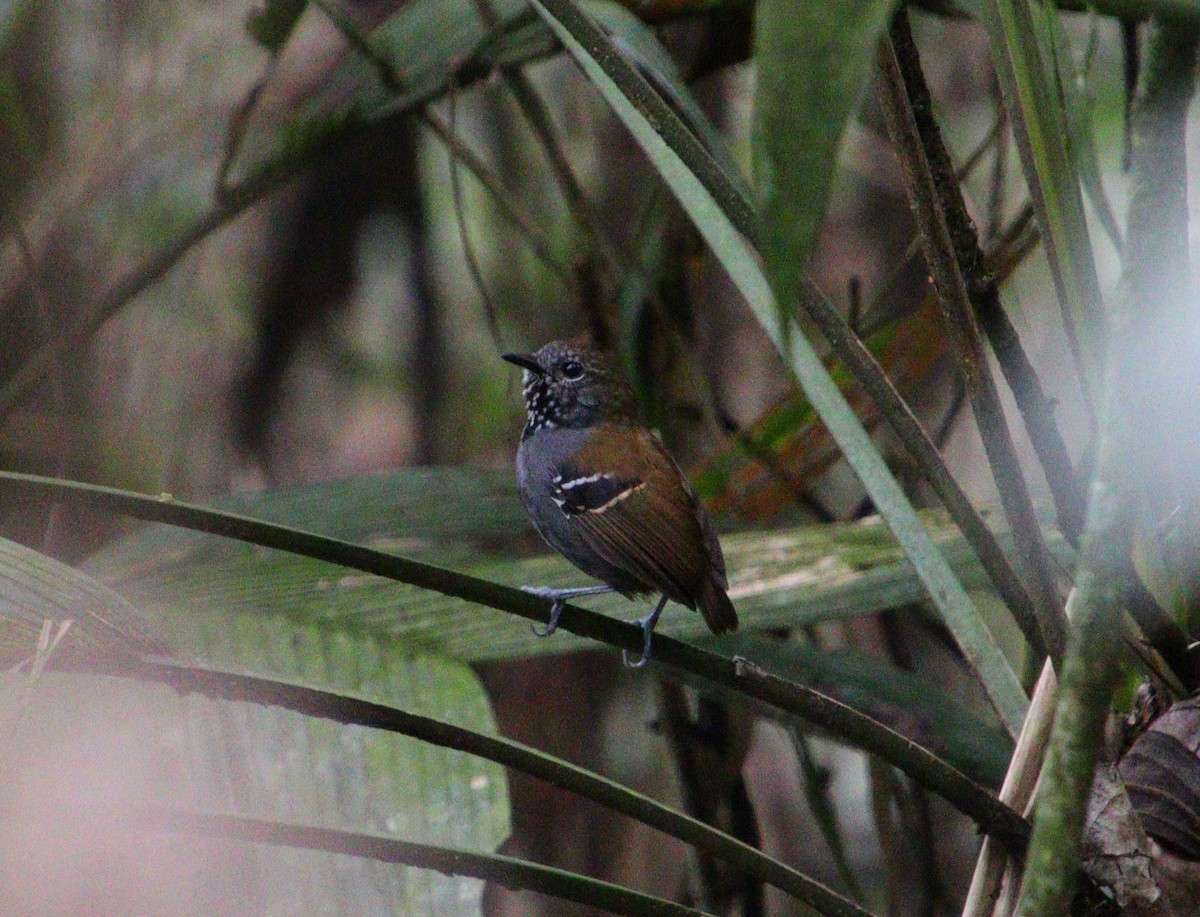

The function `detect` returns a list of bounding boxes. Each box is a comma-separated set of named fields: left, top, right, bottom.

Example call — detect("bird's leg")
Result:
left=522, top=584, right=614, bottom=637
left=622, top=594, right=670, bottom=669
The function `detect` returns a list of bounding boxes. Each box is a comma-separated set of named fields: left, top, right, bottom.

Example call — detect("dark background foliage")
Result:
left=0, top=0, right=1196, bottom=915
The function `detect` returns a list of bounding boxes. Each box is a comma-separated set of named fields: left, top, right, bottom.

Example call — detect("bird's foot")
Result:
left=521, top=584, right=612, bottom=637
left=531, top=597, right=566, bottom=637
left=622, top=595, right=669, bottom=669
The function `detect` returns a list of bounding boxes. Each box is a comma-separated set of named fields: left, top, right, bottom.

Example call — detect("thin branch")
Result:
left=0, top=469, right=1030, bottom=853
left=879, top=11, right=1069, bottom=664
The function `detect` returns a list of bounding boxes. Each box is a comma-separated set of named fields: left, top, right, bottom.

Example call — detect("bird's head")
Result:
left=503, top=337, right=635, bottom=434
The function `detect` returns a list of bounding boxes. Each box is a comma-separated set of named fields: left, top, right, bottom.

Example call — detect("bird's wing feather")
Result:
left=551, top=426, right=710, bottom=608
left=550, top=471, right=646, bottom=516
left=649, top=431, right=728, bottom=588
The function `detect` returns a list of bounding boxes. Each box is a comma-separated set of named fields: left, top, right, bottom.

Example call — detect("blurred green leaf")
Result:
left=177, top=617, right=509, bottom=916
left=0, top=529, right=509, bottom=916
left=752, top=0, right=898, bottom=317
left=1, top=626, right=508, bottom=916
left=0, top=535, right=170, bottom=664
left=1045, top=6, right=1123, bottom=256
left=1132, top=508, right=1200, bottom=635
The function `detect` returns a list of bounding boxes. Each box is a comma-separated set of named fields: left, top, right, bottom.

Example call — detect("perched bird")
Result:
left=503, top=338, right=737, bottom=667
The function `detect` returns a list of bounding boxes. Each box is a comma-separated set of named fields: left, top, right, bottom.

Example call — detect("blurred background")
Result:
left=0, top=0, right=1144, bottom=914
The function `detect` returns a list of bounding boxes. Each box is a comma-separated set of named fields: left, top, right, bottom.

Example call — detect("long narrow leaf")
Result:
left=970, top=0, right=1106, bottom=407
left=530, top=0, right=1029, bottom=737
left=67, top=806, right=714, bottom=917
left=0, top=472, right=1029, bottom=848
left=66, top=655, right=875, bottom=917
left=85, top=470, right=1070, bottom=663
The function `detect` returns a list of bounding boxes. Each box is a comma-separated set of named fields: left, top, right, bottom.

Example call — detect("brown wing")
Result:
left=560, top=425, right=713, bottom=611
left=655, top=430, right=728, bottom=589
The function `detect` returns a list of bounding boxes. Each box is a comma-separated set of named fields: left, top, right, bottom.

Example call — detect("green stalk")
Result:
left=1011, top=400, right=1127, bottom=913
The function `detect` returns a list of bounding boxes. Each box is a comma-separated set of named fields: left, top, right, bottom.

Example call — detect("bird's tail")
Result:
left=698, top=575, right=738, bottom=635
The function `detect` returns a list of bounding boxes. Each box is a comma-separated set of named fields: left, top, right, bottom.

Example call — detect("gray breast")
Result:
left=517, top=426, right=648, bottom=595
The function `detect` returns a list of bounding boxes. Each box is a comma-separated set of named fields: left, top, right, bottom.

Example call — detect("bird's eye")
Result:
left=561, top=360, right=584, bottom=381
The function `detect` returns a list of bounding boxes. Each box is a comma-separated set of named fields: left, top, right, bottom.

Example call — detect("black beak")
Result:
left=502, top=353, right=542, bottom=374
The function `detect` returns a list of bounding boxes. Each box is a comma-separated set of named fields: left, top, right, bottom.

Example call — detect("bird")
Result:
left=503, top=337, right=737, bottom=667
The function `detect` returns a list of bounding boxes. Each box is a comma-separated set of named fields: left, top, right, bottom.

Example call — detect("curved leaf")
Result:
left=0, top=470, right=1028, bottom=844
left=134, top=808, right=713, bottom=917
left=55, top=656, right=874, bottom=917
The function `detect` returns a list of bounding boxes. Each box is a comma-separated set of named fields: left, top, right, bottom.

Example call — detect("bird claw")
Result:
left=621, top=637, right=653, bottom=669
left=521, top=584, right=613, bottom=638
left=622, top=596, right=668, bottom=669
left=530, top=597, right=566, bottom=638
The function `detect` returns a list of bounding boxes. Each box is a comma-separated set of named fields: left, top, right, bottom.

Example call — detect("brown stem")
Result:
left=878, top=11, right=1069, bottom=665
